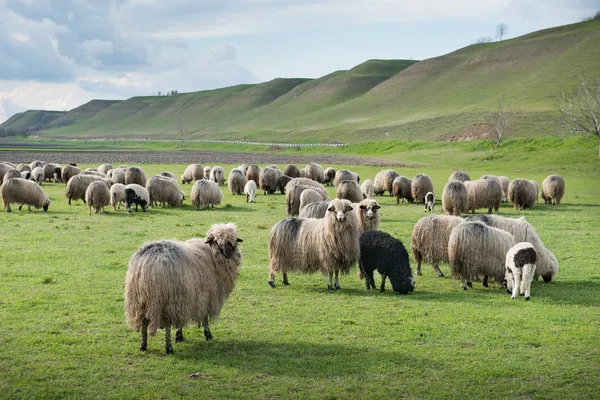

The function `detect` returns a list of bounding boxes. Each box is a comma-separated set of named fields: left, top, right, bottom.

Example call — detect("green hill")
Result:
left=2, top=19, right=599, bottom=142
left=0, top=110, right=66, bottom=136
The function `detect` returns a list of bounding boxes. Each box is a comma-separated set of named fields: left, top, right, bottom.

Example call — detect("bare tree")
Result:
left=496, top=23, right=508, bottom=41
left=491, top=97, right=513, bottom=149
left=175, top=114, right=186, bottom=147
left=557, top=77, right=600, bottom=158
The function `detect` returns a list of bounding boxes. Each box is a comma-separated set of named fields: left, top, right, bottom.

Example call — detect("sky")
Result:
left=0, top=0, right=598, bottom=123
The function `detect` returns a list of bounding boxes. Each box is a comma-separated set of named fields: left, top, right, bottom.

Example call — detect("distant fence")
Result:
left=38, top=137, right=349, bottom=147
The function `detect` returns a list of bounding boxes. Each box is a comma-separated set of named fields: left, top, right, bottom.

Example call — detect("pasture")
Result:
left=1, top=144, right=599, bottom=399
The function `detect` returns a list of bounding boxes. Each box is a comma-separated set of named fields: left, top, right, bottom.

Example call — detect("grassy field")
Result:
left=1, top=139, right=599, bottom=399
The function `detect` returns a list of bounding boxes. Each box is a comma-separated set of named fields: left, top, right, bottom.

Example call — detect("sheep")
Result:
left=210, top=166, right=225, bottom=186
left=110, top=183, right=126, bottom=211
left=298, top=201, right=329, bottom=219
left=65, top=174, right=112, bottom=205
left=448, top=171, right=470, bottom=182
left=61, top=164, right=81, bottom=185
left=203, top=166, right=212, bottom=179
left=81, top=170, right=107, bottom=178
left=442, top=180, right=468, bottom=216
left=1, top=178, right=51, bottom=212
left=463, top=179, right=502, bottom=214
left=3, top=169, right=21, bottom=184
left=124, top=184, right=150, bottom=212
left=504, top=242, right=537, bottom=300
left=299, top=189, right=323, bottom=210
left=305, top=163, right=324, bottom=183
left=98, top=164, right=113, bottom=175
left=42, top=163, right=62, bottom=183
left=244, top=180, right=257, bottom=203
left=31, top=167, right=45, bottom=185
left=228, top=168, right=247, bottom=195
left=259, top=167, right=282, bottom=195
left=411, top=174, right=434, bottom=204
left=374, top=170, right=399, bottom=196
left=17, top=163, right=31, bottom=173
left=359, top=231, right=415, bottom=294
left=21, top=171, right=31, bottom=180
left=508, top=179, right=537, bottom=210
left=497, top=176, right=510, bottom=203
left=361, top=179, right=374, bottom=199
left=356, top=198, right=381, bottom=232
left=285, top=178, right=328, bottom=217
left=125, top=167, right=147, bottom=187
left=29, top=160, right=44, bottom=170
left=323, top=167, right=336, bottom=186
left=411, top=215, right=463, bottom=277
left=424, top=192, right=435, bottom=212
left=464, top=214, right=558, bottom=282
left=125, top=223, right=243, bottom=354
left=236, top=165, right=247, bottom=176
left=276, top=175, right=293, bottom=195
left=191, top=179, right=223, bottom=210
left=284, top=164, right=300, bottom=178
left=336, top=180, right=363, bottom=203
left=181, top=164, right=204, bottom=184
left=0, top=163, right=16, bottom=182
left=542, top=174, right=565, bottom=205
left=268, top=198, right=360, bottom=291
left=111, top=170, right=126, bottom=185
left=334, top=169, right=359, bottom=187
left=159, top=171, right=177, bottom=180
left=299, top=168, right=305, bottom=178
left=245, top=165, right=260, bottom=184
left=85, top=180, right=111, bottom=215
left=146, top=176, right=184, bottom=207
left=392, top=176, right=413, bottom=204
left=448, top=221, right=516, bottom=290
left=1, top=162, right=17, bottom=169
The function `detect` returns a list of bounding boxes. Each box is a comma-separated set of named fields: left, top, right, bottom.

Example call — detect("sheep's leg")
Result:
left=327, top=271, right=334, bottom=292
left=268, top=270, right=276, bottom=288
left=522, top=264, right=535, bottom=300
left=5, top=202, right=11, bottom=212
left=433, top=263, right=444, bottom=278
left=482, top=275, right=489, bottom=288
left=512, top=272, right=521, bottom=300
left=165, top=324, right=173, bottom=354
left=140, top=318, right=148, bottom=352
left=282, top=273, right=290, bottom=286
left=334, top=269, right=340, bottom=290
left=89, top=206, right=92, bottom=215
left=416, top=256, right=422, bottom=276
left=175, top=328, right=184, bottom=343
left=202, top=317, right=213, bottom=341
left=379, top=274, right=387, bottom=293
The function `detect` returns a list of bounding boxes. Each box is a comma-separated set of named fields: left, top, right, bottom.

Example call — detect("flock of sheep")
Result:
left=0, top=159, right=563, bottom=354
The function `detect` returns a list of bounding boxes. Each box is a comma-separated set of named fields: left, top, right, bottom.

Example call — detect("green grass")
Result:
left=1, top=142, right=599, bottom=399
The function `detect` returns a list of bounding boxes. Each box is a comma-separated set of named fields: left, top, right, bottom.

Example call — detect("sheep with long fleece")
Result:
left=269, top=198, right=360, bottom=291
left=245, top=165, right=260, bottom=184
left=411, top=215, right=463, bottom=277
left=61, top=164, right=81, bottom=185
left=181, top=164, right=204, bottom=184
left=159, top=171, right=177, bottom=180
left=125, top=223, right=243, bottom=354
left=374, top=169, right=399, bottom=196
left=285, top=178, right=328, bottom=217
left=191, top=179, right=223, bottom=210
left=465, top=214, right=558, bottom=282
left=284, top=164, right=300, bottom=178
left=411, top=174, right=434, bottom=204
left=31, top=167, right=44, bottom=185
left=110, top=183, right=126, bottom=211
left=542, top=174, right=565, bottom=205
left=203, top=166, right=212, bottom=180
left=359, top=230, right=415, bottom=294
left=323, top=167, right=336, bottom=186
left=463, top=178, right=502, bottom=214
left=146, top=175, right=183, bottom=207
left=481, top=175, right=509, bottom=203
left=305, top=163, right=324, bottom=183
left=125, top=166, right=147, bottom=187
left=356, top=199, right=381, bottom=232
left=508, top=179, right=537, bottom=210
left=392, top=176, right=413, bottom=204
left=85, top=180, right=111, bottom=215
left=244, top=180, right=257, bottom=203
left=276, top=175, right=293, bottom=195
left=1, top=178, right=51, bottom=212
left=98, top=164, right=113, bottom=175
left=448, top=221, right=516, bottom=290
left=65, top=174, right=112, bottom=205
left=124, top=184, right=150, bottom=212
left=111, top=170, right=126, bottom=185
left=505, top=242, right=537, bottom=300
left=334, top=169, right=360, bottom=187
left=43, top=163, right=62, bottom=183
left=448, top=171, right=470, bottom=182
left=259, top=167, right=282, bottom=195
left=299, top=188, right=323, bottom=211
left=210, top=166, right=225, bottom=186
left=442, top=180, right=468, bottom=216
left=298, top=200, right=329, bottom=219
left=228, top=168, right=247, bottom=195
left=17, top=163, right=31, bottom=172
left=336, top=180, right=363, bottom=203
left=361, top=179, right=374, bottom=199
left=3, top=169, right=21, bottom=184
left=29, top=160, right=44, bottom=170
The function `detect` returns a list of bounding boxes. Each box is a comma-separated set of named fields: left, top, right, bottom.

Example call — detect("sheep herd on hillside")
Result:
left=0, top=159, right=565, bottom=353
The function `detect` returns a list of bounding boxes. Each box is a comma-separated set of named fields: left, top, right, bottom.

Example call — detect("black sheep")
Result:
left=359, top=230, right=415, bottom=294
left=125, top=188, right=148, bottom=212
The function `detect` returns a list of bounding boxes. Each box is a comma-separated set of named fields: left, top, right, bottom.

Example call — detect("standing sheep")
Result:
left=0, top=163, right=15, bottom=182
left=21, top=171, right=32, bottom=180
left=245, top=165, right=260, bottom=184
left=361, top=179, right=374, bottom=199
left=356, top=199, right=381, bottom=232
left=124, top=184, right=150, bottom=212
left=31, top=167, right=45, bottom=185
left=298, top=201, right=330, bottom=219
left=244, top=180, right=257, bottom=203
left=463, top=179, right=502, bottom=214
left=85, top=180, right=111, bottom=215
left=203, top=166, right=212, bottom=179
left=3, top=169, right=21, bottom=184
left=392, top=176, right=413, bottom=204
left=424, top=192, right=435, bottom=212
left=111, top=170, right=126, bottom=185
left=305, top=163, right=324, bottom=183
left=286, top=179, right=329, bottom=217
left=448, top=171, right=470, bottom=182
left=125, top=223, right=243, bottom=354
left=61, top=164, right=81, bottom=186
left=29, top=160, right=44, bottom=170
left=210, top=166, right=226, bottom=186
left=336, top=180, right=363, bottom=203
left=508, top=179, right=538, bottom=210
left=284, top=164, right=300, bottom=178
left=505, top=242, right=537, bottom=300
left=181, top=164, right=204, bottom=184
left=110, top=183, right=126, bottom=211
left=299, top=168, right=306, bottom=178
left=334, top=169, right=360, bottom=187
left=191, top=179, right=223, bottom=210
left=411, top=215, right=463, bottom=277
left=299, top=189, right=323, bottom=210
left=542, top=175, right=565, bottom=205
left=17, top=163, right=31, bottom=173
left=276, top=175, right=293, bottom=195
left=259, top=167, right=282, bottom=195
left=268, top=199, right=360, bottom=291
left=236, top=164, right=246, bottom=175
left=359, top=231, right=415, bottom=294
left=43, top=163, right=62, bottom=183
left=497, top=176, right=510, bottom=203
left=228, top=169, right=247, bottom=195
left=411, top=174, right=434, bottom=204
left=98, top=164, right=113, bottom=175
left=65, top=175, right=112, bottom=205
left=125, top=167, right=147, bottom=187
left=146, top=176, right=184, bottom=207
left=374, top=170, right=399, bottom=196
left=1, top=178, right=51, bottom=212
left=442, top=180, right=468, bottom=216
left=323, top=167, right=336, bottom=186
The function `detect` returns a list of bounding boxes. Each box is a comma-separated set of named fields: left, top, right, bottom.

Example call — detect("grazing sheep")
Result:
left=181, top=164, right=204, bottom=184
left=98, top=164, right=113, bottom=175
left=411, top=174, right=434, bottom=204
left=336, top=180, right=363, bottom=203
left=305, top=163, right=324, bottom=183
left=299, top=188, right=323, bottom=210
left=442, top=180, right=468, bottom=216
left=298, top=200, right=329, bottom=219
left=3, top=169, right=21, bottom=184
left=448, top=221, right=516, bottom=290
left=245, top=165, right=260, bottom=184
left=463, top=179, right=502, bottom=214
left=81, top=170, right=107, bottom=178
left=361, top=179, right=374, bottom=199
left=323, top=167, right=336, bottom=186
left=284, top=164, right=300, bottom=178
left=508, top=179, right=537, bottom=210
left=42, top=163, right=62, bottom=183
left=85, top=180, right=111, bottom=215
left=259, top=167, right=282, bottom=195
left=497, top=176, right=510, bottom=202
left=61, top=164, right=81, bottom=185
left=392, top=176, right=413, bottom=204
left=448, top=171, right=470, bottom=182
left=276, top=175, right=293, bottom=195
left=29, top=160, right=44, bottom=170
left=359, top=231, right=415, bottom=294
left=146, top=176, right=184, bottom=207
left=159, top=171, right=177, bottom=180
left=228, top=169, right=247, bottom=195
left=21, top=171, right=31, bottom=180
left=1, top=178, right=51, bottom=212
left=17, top=163, right=31, bottom=173
left=356, top=198, right=381, bottom=232
left=125, top=167, right=147, bottom=187
left=424, top=192, right=435, bottom=212
left=505, top=242, right=537, bottom=300
left=124, top=184, right=150, bottom=212
left=411, top=215, right=463, bottom=277
left=285, top=178, right=328, bottom=217
left=110, top=183, right=126, bottom=211
left=31, top=167, right=45, bottom=185
left=65, top=175, right=112, bottom=205
left=542, top=175, right=565, bottom=205
left=299, top=168, right=305, bottom=178
left=334, top=169, right=359, bottom=187
left=268, top=198, right=360, bottom=291
left=236, top=164, right=247, bottom=176
left=244, top=180, right=257, bottom=203
left=210, top=166, right=225, bottom=186
left=465, top=214, right=558, bottom=282
left=111, top=170, right=126, bottom=185
left=374, top=170, right=399, bottom=196
left=191, top=179, right=223, bottom=210
left=125, top=223, right=243, bottom=354
left=203, top=166, right=212, bottom=179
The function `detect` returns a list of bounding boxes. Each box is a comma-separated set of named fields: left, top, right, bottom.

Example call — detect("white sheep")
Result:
left=505, top=242, right=537, bottom=300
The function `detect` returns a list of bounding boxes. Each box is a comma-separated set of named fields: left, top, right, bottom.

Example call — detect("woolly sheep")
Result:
left=3, top=169, right=21, bottom=184
left=497, top=176, right=510, bottom=203
left=1, top=178, right=51, bottom=212
left=259, top=167, right=282, bottom=195
left=244, top=180, right=257, bottom=203
left=298, top=201, right=329, bottom=219
left=236, top=164, right=247, bottom=176
left=442, top=180, right=468, bottom=216
left=336, top=180, right=363, bottom=203
left=125, top=167, right=147, bottom=187
left=66, top=174, right=111, bottom=205
left=21, top=171, right=31, bottom=180
left=285, top=178, right=328, bottom=217
left=125, top=223, right=243, bottom=354
left=29, top=160, right=44, bottom=170
left=463, top=179, right=502, bottom=214
left=299, top=168, right=305, bottom=178
left=159, top=171, right=177, bottom=180
left=111, top=170, right=126, bottom=185
left=448, top=171, right=470, bottom=182
left=284, top=164, right=300, bottom=178
left=191, top=179, right=223, bottom=210
left=508, top=179, right=537, bottom=210
left=98, top=164, right=113, bottom=175
left=181, top=164, right=204, bottom=184
left=411, top=174, right=434, bottom=204
left=110, top=183, right=126, bottom=211
left=359, top=231, right=415, bottom=294
left=269, top=198, right=360, bottom=291
left=43, top=163, right=62, bottom=183
left=305, top=163, right=324, bottom=183
left=361, top=179, right=374, bottom=199
left=542, top=175, right=565, bottom=205
left=228, top=168, right=247, bottom=195
left=392, top=176, right=413, bottom=204
left=245, top=165, right=260, bottom=184
left=61, top=165, right=81, bottom=185
left=411, top=215, right=463, bottom=277
left=210, top=166, right=225, bottom=186
left=356, top=198, right=381, bottom=232
left=81, top=170, right=107, bottom=178
left=505, top=242, right=537, bottom=300
left=374, top=170, right=399, bottom=196
left=276, top=175, right=293, bottom=195
left=203, top=166, right=212, bottom=179
left=17, top=163, right=31, bottom=173
left=124, top=184, right=150, bottom=212
left=146, top=176, right=183, bottom=207
left=31, top=167, right=45, bottom=185
left=448, top=221, right=516, bottom=290
left=1, top=162, right=16, bottom=169
left=85, top=180, right=111, bottom=215
left=424, top=192, right=435, bottom=212
left=323, top=167, right=336, bottom=186
left=334, top=169, right=359, bottom=187
left=299, top=188, right=323, bottom=210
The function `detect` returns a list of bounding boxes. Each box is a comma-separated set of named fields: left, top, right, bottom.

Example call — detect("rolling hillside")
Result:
left=2, top=19, right=599, bottom=142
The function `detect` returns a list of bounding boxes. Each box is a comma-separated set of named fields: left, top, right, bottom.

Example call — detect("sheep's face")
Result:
left=359, top=201, right=380, bottom=219
left=43, top=197, right=51, bottom=212
left=205, top=223, right=243, bottom=259
left=328, top=199, right=354, bottom=222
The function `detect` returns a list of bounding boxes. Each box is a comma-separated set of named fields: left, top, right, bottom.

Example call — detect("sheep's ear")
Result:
left=237, top=238, right=243, bottom=243
left=373, top=204, right=381, bottom=210
left=327, top=205, right=335, bottom=212
left=345, top=204, right=353, bottom=212
left=359, top=204, right=367, bottom=209
left=205, top=235, right=214, bottom=244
